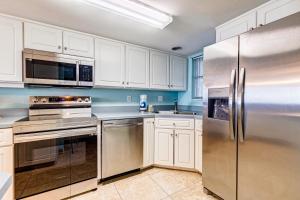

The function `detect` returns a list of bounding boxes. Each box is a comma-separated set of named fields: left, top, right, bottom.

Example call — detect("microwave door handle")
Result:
left=229, top=69, right=236, bottom=140
left=238, top=67, right=246, bottom=142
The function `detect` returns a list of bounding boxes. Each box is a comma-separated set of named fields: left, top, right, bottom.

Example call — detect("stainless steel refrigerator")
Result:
left=202, top=12, right=300, bottom=200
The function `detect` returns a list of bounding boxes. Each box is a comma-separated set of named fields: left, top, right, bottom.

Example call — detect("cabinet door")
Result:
left=63, top=31, right=94, bottom=57
left=150, top=50, right=170, bottom=90
left=174, top=129, right=195, bottom=169
left=154, top=128, right=174, bottom=166
left=257, top=0, right=300, bottom=26
left=0, top=146, right=13, bottom=200
left=170, top=55, right=187, bottom=91
left=24, top=22, right=63, bottom=53
left=0, top=16, right=22, bottom=83
left=216, top=11, right=257, bottom=42
left=95, top=38, right=125, bottom=87
left=195, top=130, right=202, bottom=173
left=143, top=118, right=155, bottom=168
left=125, top=45, right=149, bottom=88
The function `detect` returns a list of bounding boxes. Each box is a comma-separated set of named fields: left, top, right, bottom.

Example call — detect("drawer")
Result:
left=155, top=118, right=194, bottom=130
left=195, top=119, right=203, bottom=131
left=0, top=129, right=13, bottom=147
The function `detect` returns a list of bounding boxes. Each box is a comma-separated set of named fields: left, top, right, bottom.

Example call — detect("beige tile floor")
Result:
left=72, top=167, right=218, bottom=200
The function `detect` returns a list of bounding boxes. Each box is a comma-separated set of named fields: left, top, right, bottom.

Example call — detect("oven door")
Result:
left=14, top=127, right=97, bottom=199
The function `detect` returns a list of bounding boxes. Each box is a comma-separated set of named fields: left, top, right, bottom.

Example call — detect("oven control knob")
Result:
left=77, top=98, right=83, bottom=103
left=32, top=97, right=39, bottom=103
left=84, top=98, right=90, bottom=103
left=41, top=98, right=48, bottom=103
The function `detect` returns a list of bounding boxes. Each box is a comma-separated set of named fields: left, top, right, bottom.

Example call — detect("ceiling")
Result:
left=0, top=0, right=269, bottom=56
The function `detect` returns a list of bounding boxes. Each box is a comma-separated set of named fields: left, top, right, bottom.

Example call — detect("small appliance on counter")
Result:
left=139, top=94, right=148, bottom=112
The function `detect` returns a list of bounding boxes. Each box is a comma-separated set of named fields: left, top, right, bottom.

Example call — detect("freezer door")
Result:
left=238, top=12, right=300, bottom=200
left=203, top=37, right=238, bottom=200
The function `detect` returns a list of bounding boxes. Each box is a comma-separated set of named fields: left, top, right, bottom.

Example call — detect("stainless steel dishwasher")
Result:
left=101, top=118, right=143, bottom=179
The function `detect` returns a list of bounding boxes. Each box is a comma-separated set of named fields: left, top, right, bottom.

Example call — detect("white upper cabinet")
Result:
left=143, top=118, right=155, bottom=168
left=174, top=129, right=195, bottom=169
left=24, top=22, right=63, bottom=53
left=95, top=38, right=125, bottom=87
left=216, top=11, right=257, bottom=42
left=63, top=31, right=94, bottom=57
left=216, top=0, right=300, bottom=42
left=0, top=16, right=23, bottom=84
left=170, top=55, right=187, bottom=91
left=125, top=45, right=149, bottom=88
left=257, top=0, right=300, bottom=26
left=150, top=50, right=170, bottom=90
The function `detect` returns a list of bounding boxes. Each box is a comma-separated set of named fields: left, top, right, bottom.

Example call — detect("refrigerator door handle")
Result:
left=229, top=69, right=236, bottom=140
left=238, top=67, right=246, bottom=142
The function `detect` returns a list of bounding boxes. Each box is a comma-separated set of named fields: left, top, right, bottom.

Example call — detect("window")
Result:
left=192, top=55, right=203, bottom=99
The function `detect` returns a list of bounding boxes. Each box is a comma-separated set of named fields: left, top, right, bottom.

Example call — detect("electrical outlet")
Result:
left=127, top=96, right=132, bottom=103
left=158, top=96, right=163, bottom=102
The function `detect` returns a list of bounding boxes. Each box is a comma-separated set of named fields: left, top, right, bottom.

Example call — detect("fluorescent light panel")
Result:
left=83, top=0, right=173, bottom=29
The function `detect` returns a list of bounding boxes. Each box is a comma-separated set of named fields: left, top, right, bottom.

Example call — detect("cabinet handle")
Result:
left=175, top=133, right=178, bottom=137
left=173, top=123, right=176, bottom=126
left=259, top=24, right=264, bottom=27
left=127, top=82, right=129, bottom=85
left=64, top=47, right=67, bottom=50
left=250, top=27, right=255, bottom=31
left=58, top=45, right=62, bottom=49
left=122, top=81, right=125, bottom=84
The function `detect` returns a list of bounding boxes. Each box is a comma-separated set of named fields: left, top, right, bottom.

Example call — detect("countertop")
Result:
left=0, top=112, right=202, bottom=129
left=0, top=172, right=11, bottom=199
left=94, top=112, right=201, bottom=120
left=0, top=115, right=26, bottom=129
left=94, top=112, right=155, bottom=120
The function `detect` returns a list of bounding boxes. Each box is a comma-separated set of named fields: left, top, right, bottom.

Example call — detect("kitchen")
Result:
left=0, top=0, right=299, bottom=200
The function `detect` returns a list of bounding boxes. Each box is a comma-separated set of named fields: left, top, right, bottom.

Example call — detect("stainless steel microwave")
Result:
left=23, top=49, right=94, bottom=87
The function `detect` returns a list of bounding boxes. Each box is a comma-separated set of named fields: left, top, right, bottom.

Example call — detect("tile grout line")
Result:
left=113, top=182, right=124, bottom=200
left=148, top=173, right=171, bottom=199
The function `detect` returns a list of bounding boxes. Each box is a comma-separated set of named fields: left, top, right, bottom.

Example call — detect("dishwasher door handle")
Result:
left=103, top=123, right=143, bottom=128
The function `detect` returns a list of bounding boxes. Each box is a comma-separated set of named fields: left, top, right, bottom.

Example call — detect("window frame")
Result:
left=192, top=55, right=203, bottom=99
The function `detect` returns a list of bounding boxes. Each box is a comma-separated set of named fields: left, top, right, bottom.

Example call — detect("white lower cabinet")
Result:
left=195, top=130, right=202, bottom=173
left=174, top=129, right=195, bottom=168
left=143, top=118, right=155, bottom=167
left=154, top=118, right=195, bottom=169
left=0, top=129, right=13, bottom=200
left=195, top=119, right=203, bottom=173
left=154, top=128, right=174, bottom=166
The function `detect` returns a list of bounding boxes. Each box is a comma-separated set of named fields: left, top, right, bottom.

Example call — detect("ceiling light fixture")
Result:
left=82, top=0, right=173, bottom=29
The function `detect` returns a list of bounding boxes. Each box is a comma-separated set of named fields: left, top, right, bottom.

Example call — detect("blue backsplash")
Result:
left=0, top=87, right=178, bottom=109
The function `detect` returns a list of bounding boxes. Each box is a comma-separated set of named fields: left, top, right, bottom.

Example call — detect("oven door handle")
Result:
left=14, top=127, right=97, bottom=143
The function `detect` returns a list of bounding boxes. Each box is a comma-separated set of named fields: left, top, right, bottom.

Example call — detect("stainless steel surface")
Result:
left=21, top=178, right=97, bottom=200
left=203, top=37, right=238, bottom=200
left=23, top=49, right=94, bottom=87
left=13, top=116, right=97, bottom=134
left=237, top=67, right=245, bottom=143
left=229, top=69, right=236, bottom=140
left=14, top=127, right=97, bottom=143
left=102, top=118, right=143, bottom=179
left=203, top=12, right=300, bottom=200
left=238, top=13, right=300, bottom=200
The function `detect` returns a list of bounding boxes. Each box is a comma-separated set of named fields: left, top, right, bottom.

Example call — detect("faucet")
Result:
left=174, top=100, right=178, bottom=113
